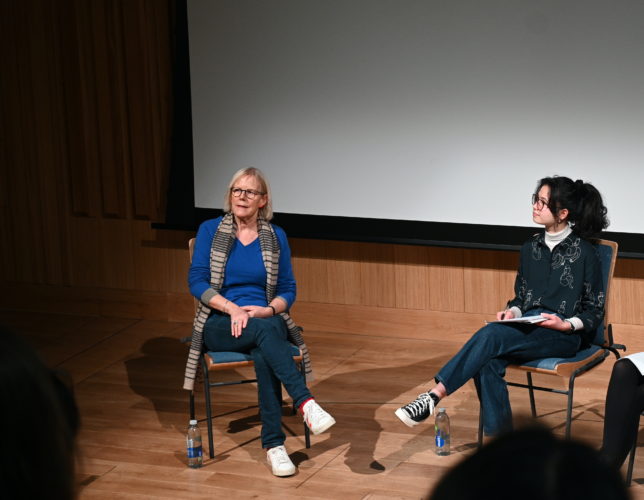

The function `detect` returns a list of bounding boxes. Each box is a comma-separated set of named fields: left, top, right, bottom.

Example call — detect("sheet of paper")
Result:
left=625, top=352, right=644, bottom=376
left=486, top=315, right=546, bottom=324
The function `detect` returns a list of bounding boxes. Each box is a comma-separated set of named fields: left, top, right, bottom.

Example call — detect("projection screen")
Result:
left=185, top=0, right=644, bottom=253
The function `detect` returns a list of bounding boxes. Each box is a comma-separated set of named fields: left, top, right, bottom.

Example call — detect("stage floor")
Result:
left=2, top=309, right=642, bottom=499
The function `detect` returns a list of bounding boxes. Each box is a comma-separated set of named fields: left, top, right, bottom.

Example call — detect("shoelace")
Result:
left=269, top=447, right=291, bottom=465
left=405, top=393, right=434, bottom=417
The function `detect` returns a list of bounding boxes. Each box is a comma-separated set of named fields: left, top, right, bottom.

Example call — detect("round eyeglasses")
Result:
left=532, top=193, right=550, bottom=211
left=231, top=187, right=265, bottom=200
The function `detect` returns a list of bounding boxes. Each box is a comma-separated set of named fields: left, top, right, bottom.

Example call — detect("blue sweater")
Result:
left=188, top=217, right=296, bottom=308
left=507, top=232, right=605, bottom=344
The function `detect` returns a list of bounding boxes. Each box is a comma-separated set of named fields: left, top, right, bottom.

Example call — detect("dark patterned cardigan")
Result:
left=506, top=232, right=605, bottom=345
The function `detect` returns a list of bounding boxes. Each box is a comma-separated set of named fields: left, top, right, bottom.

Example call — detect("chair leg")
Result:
left=189, top=390, right=195, bottom=421
left=565, top=375, right=576, bottom=439
left=298, top=361, right=311, bottom=449
left=202, top=361, right=215, bottom=459
left=627, top=438, right=637, bottom=486
left=526, top=372, right=537, bottom=418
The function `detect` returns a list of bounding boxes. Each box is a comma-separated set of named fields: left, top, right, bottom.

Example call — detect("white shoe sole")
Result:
left=395, top=407, right=420, bottom=427
left=270, top=465, right=296, bottom=477
left=267, top=457, right=296, bottom=477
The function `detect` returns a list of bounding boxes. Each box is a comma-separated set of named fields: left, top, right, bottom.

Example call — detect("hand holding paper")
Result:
left=487, top=315, right=546, bottom=325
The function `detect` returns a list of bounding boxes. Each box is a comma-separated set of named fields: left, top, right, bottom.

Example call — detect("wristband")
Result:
left=565, top=319, right=576, bottom=332
left=268, top=305, right=276, bottom=316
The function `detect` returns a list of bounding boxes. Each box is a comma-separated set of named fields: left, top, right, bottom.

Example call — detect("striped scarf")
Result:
left=183, top=212, right=312, bottom=390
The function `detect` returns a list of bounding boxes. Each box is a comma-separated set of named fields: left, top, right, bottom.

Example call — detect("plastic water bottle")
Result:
left=186, top=419, right=203, bottom=468
left=434, top=408, right=450, bottom=456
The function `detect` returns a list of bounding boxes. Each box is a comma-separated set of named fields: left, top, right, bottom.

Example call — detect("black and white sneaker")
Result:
left=395, top=392, right=435, bottom=427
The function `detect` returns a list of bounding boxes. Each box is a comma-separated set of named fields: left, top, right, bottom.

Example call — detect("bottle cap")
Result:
left=439, top=407, right=446, bottom=412
left=189, top=419, right=198, bottom=426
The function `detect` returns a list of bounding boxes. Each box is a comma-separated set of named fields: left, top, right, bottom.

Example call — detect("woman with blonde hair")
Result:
left=184, top=167, right=335, bottom=477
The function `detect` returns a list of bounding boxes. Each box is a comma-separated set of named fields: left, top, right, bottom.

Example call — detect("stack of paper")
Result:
left=486, top=315, right=546, bottom=325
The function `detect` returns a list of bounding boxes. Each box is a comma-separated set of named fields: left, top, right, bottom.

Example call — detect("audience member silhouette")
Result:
left=430, top=426, right=629, bottom=500
left=0, top=325, right=80, bottom=500
left=600, top=356, right=644, bottom=472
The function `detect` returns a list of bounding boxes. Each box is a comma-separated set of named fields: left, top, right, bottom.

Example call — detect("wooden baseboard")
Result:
left=291, top=301, right=488, bottom=339
left=0, top=283, right=193, bottom=323
left=1, top=284, right=641, bottom=347
left=0, top=283, right=487, bottom=337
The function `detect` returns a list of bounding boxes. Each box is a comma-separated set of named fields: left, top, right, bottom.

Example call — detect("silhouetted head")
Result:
left=430, top=425, right=628, bottom=500
left=0, top=325, right=80, bottom=500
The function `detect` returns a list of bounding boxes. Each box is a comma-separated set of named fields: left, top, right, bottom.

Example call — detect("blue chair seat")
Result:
left=518, top=345, right=603, bottom=372
left=207, top=344, right=301, bottom=364
left=205, top=344, right=302, bottom=368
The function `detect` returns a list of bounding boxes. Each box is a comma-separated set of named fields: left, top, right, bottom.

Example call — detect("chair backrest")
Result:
left=188, top=238, right=198, bottom=314
left=592, top=239, right=618, bottom=346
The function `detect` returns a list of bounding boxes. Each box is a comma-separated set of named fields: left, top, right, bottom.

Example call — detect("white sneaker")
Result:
left=266, top=445, right=296, bottom=477
left=302, top=399, right=336, bottom=435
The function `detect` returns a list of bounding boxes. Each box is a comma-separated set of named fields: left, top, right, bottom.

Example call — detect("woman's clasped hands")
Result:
left=229, top=305, right=276, bottom=337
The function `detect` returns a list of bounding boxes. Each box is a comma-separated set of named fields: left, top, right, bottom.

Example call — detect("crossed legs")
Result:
left=397, top=320, right=580, bottom=435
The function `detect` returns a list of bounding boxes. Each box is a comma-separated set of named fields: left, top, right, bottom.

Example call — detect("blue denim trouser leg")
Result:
left=250, top=347, right=286, bottom=448
left=435, top=316, right=581, bottom=436
left=203, top=314, right=312, bottom=448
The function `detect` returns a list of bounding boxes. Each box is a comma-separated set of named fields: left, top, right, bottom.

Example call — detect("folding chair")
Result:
left=186, top=238, right=311, bottom=458
left=478, top=239, right=624, bottom=444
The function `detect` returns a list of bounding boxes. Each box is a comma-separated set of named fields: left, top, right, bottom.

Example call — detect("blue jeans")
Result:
left=435, top=309, right=581, bottom=436
left=203, top=314, right=312, bottom=449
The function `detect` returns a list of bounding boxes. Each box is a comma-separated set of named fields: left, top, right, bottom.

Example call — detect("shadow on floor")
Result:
left=125, top=336, right=451, bottom=474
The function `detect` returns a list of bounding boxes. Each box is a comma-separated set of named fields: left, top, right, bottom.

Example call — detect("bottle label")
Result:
left=435, top=433, right=445, bottom=448
left=187, top=445, right=203, bottom=458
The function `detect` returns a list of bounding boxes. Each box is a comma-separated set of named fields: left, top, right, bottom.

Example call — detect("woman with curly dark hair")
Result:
left=396, top=176, right=609, bottom=438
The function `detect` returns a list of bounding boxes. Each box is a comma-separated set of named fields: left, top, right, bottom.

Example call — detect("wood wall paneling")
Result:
left=0, top=0, right=8, bottom=212
left=0, top=0, right=21, bottom=283
left=131, top=219, right=164, bottom=292
left=358, top=241, right=396, bottom=307
left=31, top=0, right=70, bottom=285
left=67, top=217, right=103, bottom=287
left=290, top=238, right=330, bottom=303
left=145, top=0, right=172, bottom=221
left=290, top=301, right=490, bottom=341
left=122, top=0, right=155, bottom=220
left=393, top=244, right=429, bottom=310
left=161, top=231, right=195, bottom=294
left=4, top=0, right=51, bottom=285
left=73, top=0, right=103, bottom=218
left=613, top=259, right=644, bottom=326
left=463, top=248, right=518, bottom=314
left=92, top=0, right=129, bottom=219
left=2, top=0, right=644, bottom=333
left=427, top=246, right=466, bottom=313
left=324, top=240, right=363, bottom=306
left=99, top=218, right=137, bottom=289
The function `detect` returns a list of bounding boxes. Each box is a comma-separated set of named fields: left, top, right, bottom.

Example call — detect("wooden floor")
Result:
left=2, top=309, right=644, bottom=499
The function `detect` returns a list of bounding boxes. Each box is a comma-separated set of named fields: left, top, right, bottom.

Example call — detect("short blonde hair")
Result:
left=224, top=167, right=273, bottom=221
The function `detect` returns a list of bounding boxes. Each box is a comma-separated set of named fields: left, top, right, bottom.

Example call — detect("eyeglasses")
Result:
left=231, top=187, right=265, bottom=200
left=532, top=194, right=550, bottom=211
